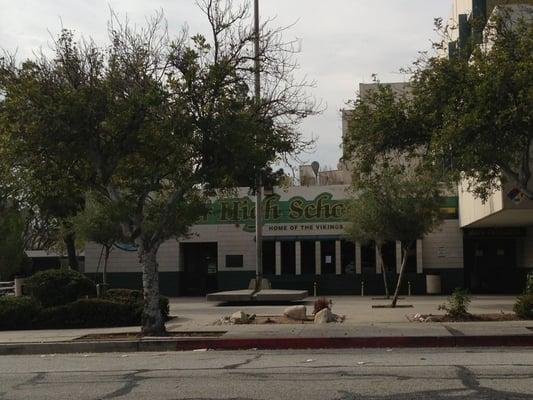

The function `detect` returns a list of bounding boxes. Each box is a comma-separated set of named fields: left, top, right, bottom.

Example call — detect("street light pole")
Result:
left=254, top=0, right=263, bottom=291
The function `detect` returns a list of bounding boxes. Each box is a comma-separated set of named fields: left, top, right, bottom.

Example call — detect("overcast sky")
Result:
left=0, top=0, right=451, bottom=169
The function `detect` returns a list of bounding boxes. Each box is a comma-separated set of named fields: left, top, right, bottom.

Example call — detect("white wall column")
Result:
left=375, top=245, right=381, bottom=273
left=355, top=242, right=362, bottom=274
left=335, top=240, right=342, bottom=275
left=315, top=241, right=321, bottom=275
left=396, top=241, right=402, bottom=273
left=416, top=239, right=423, bottom=274
left=295, top=241, right=302, bottom=276
left=275, top=241, right=281, bottom=276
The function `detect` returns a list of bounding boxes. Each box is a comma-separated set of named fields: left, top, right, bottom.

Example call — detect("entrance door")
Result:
left=182, top=243, right=218, bottom=296
left=321, top=240, right=336, bottom=274
left=464, top=238, right=517, bottom=293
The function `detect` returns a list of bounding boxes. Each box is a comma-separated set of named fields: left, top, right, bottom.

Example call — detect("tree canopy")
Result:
left=0, top=203, right=29, bottom=280
left=346, top=166, right=443, bottom=306
left=0, top=1, right=316, bottom=335
left=344, top=8, right=533, bottom=201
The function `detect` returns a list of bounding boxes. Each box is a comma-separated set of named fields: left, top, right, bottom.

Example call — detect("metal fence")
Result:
left=0, top=281, right=15, bottom=296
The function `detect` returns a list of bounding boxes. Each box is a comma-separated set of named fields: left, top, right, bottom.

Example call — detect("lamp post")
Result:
left=253, top=0, right=263, bottom=291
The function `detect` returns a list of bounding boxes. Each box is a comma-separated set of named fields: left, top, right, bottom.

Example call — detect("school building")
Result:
left=83, top=0, right=533, bottom=296
left=83, top=182, right=469, bottom=296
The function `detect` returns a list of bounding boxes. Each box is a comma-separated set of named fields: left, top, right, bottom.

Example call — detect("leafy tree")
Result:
left=0, top=50, right=87, bottom=270
left=412, top=9, right=533, bottom=200
left=0, top=2, right=315, bottom=335
left=344, top=9, right=533, bottom=201
left=0, top=203, right=29, bottom=280
left=344, top=78, right=446, bottom=306
left=73, top=193, right=125, bottom=288
left=346, top=167, right=443, bottom=307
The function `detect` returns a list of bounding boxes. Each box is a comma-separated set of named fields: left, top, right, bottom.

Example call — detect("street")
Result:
left=1, top=348, right=533, bottom=399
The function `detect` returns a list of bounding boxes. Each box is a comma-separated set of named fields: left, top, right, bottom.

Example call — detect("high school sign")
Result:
left=198, top=193, right=348, bottom=234
left=197, top=191, right=458, bottom=235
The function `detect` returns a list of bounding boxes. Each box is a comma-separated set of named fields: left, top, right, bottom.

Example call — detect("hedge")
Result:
left=25, top=269, right=96, bottom=307
left=0, top=286, right=171, bottom=331
left=0, top=296, right=40, bottom=330
left=103, top=289, right=170, bottom=321
left=35, top=299, right=139, bottom=329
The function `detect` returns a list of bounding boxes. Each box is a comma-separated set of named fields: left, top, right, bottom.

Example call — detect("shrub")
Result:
left=0, top=296, right=40, bottom=330
left=313, top=297, right=331, bottom=315
left=513, top=294, right=533, bottom=320
left=25, top=269, right=96, bottom=307
left=438, top=288, right=471, bottom=318
left=103, top=289, right=170, bottom=321
left=103, top=288, right=143, bottom=303
left=36, top=299, right=138, bottom=329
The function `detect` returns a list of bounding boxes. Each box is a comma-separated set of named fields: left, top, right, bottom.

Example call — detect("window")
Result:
left=225, top=255, right=243, bottom=268
left=301, top=241, right=316, bottom=275
left=361, top=241, right=376, bottom=275
left=402, top=241, right=417, bottom=273
left=262, top=242, right=275, bottom=275
left=321, top=240, right=336, bottom=274
left=341, top=240, right=356, bottom=274
left=281, top=241, right=296, bottom=275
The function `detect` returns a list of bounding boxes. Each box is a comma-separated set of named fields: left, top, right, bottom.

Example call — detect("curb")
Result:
left=1, top=334, right=533, bottom=355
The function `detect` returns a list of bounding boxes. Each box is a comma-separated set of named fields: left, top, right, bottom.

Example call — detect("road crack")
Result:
left=98, top=370, right=148, bottom=400
left=223, top=354, right=262, bottom=370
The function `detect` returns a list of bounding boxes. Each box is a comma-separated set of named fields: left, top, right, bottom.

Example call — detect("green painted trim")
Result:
left=197, top=193, right=459, bottom=229
left=84, top=272, right=182, bottom=297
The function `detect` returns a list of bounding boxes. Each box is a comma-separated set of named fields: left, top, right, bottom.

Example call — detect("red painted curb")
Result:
left=170, top=335, right=533, bottom=351
left=2, top=334, right=533, bottom=355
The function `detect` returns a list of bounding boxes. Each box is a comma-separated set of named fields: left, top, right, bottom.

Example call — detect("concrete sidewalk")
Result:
left=166, top=295, right=519, bottom=328
left=0, top=295, right=531, bottom=354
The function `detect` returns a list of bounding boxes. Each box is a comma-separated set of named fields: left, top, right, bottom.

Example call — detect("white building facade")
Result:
left=84, top=185, right=464, bottom=296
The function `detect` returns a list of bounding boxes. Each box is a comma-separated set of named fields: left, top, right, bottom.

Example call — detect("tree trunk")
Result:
left=64, top=232, right=79, bottom=270
left=391, top=243, right=411, bottom=308
left=378, top=245, right=389, bottom=299
left=138, top=243, right=166, bottom=336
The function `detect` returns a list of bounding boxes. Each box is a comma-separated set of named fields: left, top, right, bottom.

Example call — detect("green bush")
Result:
left=104, top=288, right=143, bottom=303
left=103, top=289, right=170, bottom=321
left=438, top=288, right=472, bottom=318
left=513, top=294, right=533, bottom=320
left=25, top=269, right=96, bottom=307
left=0, top=296, right=40, bottom=330
left=36, top=299, right=138, bottom=329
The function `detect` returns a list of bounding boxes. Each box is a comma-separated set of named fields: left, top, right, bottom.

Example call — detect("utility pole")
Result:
left=254, top=0, right=263, bottom=291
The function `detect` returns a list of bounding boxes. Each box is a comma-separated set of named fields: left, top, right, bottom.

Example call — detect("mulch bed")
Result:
left=407, top=313, right=519, bottom=323
left=251, top=315, right=315, bottom=324
left=372, top=305, right=414, bottom=309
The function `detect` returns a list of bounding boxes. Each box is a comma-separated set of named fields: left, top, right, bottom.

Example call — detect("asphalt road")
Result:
left=1, top=348, right=533, bottom=399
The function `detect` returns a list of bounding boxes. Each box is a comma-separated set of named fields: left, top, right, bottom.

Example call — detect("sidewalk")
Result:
left=0, top=296, right=531, bottom=354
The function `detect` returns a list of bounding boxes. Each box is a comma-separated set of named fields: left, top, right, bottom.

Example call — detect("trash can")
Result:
left=426, top=274, right=441, bottom=294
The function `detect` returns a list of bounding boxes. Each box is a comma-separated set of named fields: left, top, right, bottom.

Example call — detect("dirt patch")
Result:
left=407, top=313, right=519, bottom=323
left=252, top=315, right=315, bottom=324
left=76, top=331, right=227, bottom=341
left=372, top=304, right=413, bottom=309
left=213, top=315, right=317, bottom=325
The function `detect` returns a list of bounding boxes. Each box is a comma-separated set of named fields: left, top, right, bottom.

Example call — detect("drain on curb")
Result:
left=75, top=331, right=227, bottom=341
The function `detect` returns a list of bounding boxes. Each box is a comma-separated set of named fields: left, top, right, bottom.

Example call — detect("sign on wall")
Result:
left=198, top=193, right=348, bottom=232
left=196, top=192, right=459, bottom=233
